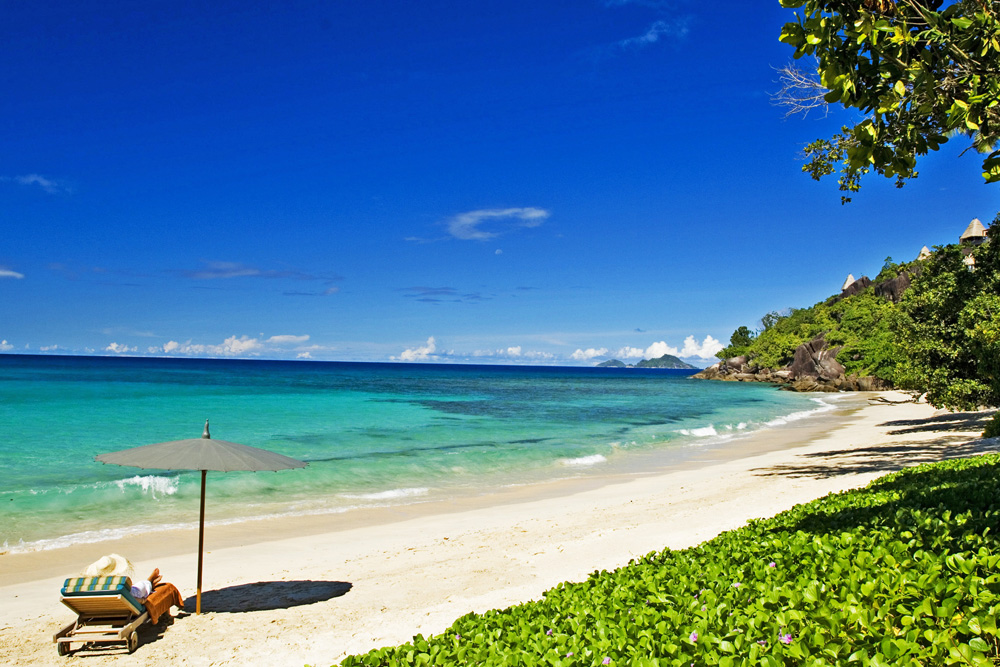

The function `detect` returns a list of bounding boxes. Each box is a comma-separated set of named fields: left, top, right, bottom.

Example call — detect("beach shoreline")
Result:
left=1, top=391, right=995, bottom=666
left=0, top=391, right=860, bottom=587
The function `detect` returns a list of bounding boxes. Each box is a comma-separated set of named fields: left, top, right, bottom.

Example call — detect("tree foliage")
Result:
left=778, top=0, right=1000, bottom=201
left=893, top=239, right=1000, bottom=409
left=715, top=326, right=757, bottom=360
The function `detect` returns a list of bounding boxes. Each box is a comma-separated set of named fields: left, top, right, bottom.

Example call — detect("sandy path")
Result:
left=0, top=392, right=995, bottom=666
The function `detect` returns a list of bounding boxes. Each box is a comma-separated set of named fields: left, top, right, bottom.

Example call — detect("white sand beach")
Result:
left=1, top=392, right=996, bottom=667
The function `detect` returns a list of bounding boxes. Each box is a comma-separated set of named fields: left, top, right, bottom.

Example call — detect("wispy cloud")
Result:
left=1, top=174, right=70, bottom=194
left=472, top=346, right=555, bottom=362
left=601, top=0, right=691, bottom=53
left=283, top=286, right=340, bottom=297
left=402, top=286, right=488, bottom=304
left=181, top=261, right=342, bottom=283
left=0, top=268, right=25, bottom=279
left=447, top=207, right=550, bottom=241
left=0, top=339, right=13, bottom=351
left=617, top=19, right=689, bottom=49
left=267, top=334, right=310, bottom=345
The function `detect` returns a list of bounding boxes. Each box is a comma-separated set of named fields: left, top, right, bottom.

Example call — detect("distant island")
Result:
left=597, top=354, right=697, bottom=370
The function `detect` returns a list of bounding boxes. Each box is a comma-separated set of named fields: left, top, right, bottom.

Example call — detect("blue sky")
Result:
left=2, top=0, right=996, bottom=366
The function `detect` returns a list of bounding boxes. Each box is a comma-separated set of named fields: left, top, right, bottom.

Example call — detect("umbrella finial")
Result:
left=203, top=420, right=211, bottom=439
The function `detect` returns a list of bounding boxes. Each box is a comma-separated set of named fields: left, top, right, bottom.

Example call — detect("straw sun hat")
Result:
left=83, top=553, right=134, bottom=579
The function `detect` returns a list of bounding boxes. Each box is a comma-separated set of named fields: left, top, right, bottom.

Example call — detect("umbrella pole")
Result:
left=197, top=469, right=206, bottom=614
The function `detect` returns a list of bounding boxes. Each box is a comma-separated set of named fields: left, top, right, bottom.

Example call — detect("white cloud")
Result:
left=39, top=345, right=63, bottom=351
left=615, top=346, right=646, bottom=359
left=571, top=347, right=609, bottom=361
left=267, top=334, right=310, bottom=345
left=395, top=336, right=437, bottom=362
left=447, top=207, right=550, bottom=241
left=0, top=339, right=12, bottom=351
left=158, top=335, right=264, bottom=357
left=680, top=335, right=724, bottom=359
left=105, top=342, right=137, bottom=354
left=0, top=268, right=25, bottom=279
left=643, top=341, right=681, bottom=359
left=296, top=352, right=313, bottom=359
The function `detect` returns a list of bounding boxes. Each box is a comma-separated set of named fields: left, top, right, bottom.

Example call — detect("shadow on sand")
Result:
left=183, top=580, right=353, bottom=613
left=751, top=410, right=997, bottom=480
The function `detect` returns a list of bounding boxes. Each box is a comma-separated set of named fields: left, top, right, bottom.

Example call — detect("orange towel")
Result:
left=144, top=582, right=183, bottom=624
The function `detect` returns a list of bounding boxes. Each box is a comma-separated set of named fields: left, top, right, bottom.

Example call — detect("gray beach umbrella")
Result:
left=95, top=420, right=307, bottom=614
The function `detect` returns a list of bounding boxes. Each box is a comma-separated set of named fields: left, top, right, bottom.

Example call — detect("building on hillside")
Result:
left=959, top=217, right=991, bottom=270
left=960, top=218, right=989, bottom=246
left=917, top=246, right=932, bottom=261
left=841, top=273, right=856, bottom=291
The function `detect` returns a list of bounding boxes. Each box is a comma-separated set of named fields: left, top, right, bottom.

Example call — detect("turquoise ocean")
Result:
left=0, top=355, right=839, bottom=554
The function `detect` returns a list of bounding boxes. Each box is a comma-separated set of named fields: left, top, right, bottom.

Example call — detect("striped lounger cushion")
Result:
left=61, top=576, right=144, bottom=611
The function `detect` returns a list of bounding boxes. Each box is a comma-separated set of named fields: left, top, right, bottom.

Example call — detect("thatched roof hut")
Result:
left=960, top=218, right=989, bottom=245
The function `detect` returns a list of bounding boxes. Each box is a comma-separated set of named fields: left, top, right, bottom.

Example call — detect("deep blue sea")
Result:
left=0, top=355, right=836, bottom=553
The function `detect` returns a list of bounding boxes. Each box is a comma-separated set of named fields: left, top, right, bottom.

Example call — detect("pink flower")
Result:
left=455, top=634, right=461, bottom=640
left=779, top=633, right=793, bottom=644
left=602, top=658, right=611, bottom=665
left=566, top=652, right=574, bottom=657
left=546, top=629, right=553, bottom=636
left=732, top=582, right=741, bottom=588
left=689, top=631, right=698, bottom=642
left=768, top=562, right=776, bottom=567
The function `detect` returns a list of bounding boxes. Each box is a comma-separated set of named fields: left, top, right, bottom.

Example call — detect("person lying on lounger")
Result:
left=82, top=554, right=182, bottom=620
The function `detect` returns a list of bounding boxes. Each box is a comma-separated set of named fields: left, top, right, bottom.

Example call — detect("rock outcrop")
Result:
left=839, top=276, right=872, bottom=299
left=692, top=334, right=888, bottom=393
left=873, top=271, right=913, bottom=303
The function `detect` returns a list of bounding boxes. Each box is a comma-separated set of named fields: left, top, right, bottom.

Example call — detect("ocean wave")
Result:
left=763, top=397, right=837, bottom=427
left=338, top=487, right=429, bottom=501
left=560, top=454, right=607, bottom=467
left=676, top=425, right=718, bottom=437
left=114, top=475, right=179, bottom=499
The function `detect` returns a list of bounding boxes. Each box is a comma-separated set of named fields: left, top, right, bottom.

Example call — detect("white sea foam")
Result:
left=338, top=487, right=429, bottom=501
left=676, top=425, right=718, bottom=437
left=114, top=475, right=179, bottom=499
left=560, top=454, right=607, bottom=467
left=764, top=397, right=837, bottom=427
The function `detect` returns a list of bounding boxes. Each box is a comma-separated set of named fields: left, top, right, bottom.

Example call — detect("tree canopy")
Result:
left=893, top=235, right=1000, bottom=409
left=778, top=0, right=1000, bottom=201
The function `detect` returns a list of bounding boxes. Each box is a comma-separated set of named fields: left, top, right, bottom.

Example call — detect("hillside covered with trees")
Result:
left=703, top=221, right=999, bottom=412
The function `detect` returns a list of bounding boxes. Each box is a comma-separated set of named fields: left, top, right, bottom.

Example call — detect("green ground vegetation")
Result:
left=336, top=453, right=1000, bottom=666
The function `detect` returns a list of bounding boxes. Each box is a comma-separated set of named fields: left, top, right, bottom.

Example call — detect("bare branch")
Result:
left=771, top=62, right=829, bottom=119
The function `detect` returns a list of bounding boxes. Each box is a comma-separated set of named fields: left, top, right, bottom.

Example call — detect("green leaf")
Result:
left=969, top=637, right=990, bottom=652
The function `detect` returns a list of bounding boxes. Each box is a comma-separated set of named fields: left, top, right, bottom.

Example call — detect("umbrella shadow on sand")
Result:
left=182, top=580, right=353, bottom=613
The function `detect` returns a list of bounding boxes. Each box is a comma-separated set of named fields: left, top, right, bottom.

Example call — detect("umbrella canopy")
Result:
left=95, top=420, right=307, bottom=613
left=96, top=422, right=307, bottom=472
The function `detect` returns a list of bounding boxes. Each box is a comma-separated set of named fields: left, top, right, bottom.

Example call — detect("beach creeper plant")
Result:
left=337, top=453, right=1000, bottom=666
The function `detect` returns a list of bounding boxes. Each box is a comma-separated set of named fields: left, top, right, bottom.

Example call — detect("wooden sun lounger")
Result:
left=53, top=592, right=149, bottom=655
